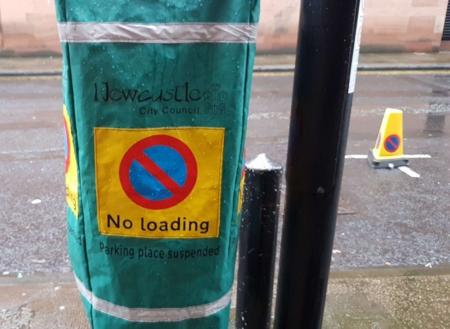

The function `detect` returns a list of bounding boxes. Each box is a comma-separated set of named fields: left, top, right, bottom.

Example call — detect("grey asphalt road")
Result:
left=0, top=71, right=449, bottom=274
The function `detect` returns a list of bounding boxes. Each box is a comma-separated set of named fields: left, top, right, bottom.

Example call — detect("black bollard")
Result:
left=236, top=154, right=282, bottom=329
left=274, top=0, right=364, bottom=328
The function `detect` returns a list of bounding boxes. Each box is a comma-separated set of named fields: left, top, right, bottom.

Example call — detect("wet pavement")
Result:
left=248, top=71, right=450, bottom=270
left=0, top=71, right=449, bottom=274
left=322, top=267, right=450, bottom=328
left=1, top=267, right=449, bottom=329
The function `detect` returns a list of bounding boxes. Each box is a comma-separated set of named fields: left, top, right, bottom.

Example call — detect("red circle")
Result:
left=384, top=134, right=401, bottom=153
left=63, top=117, right=71, bottom=173
left=119, top=135, right=198, bottom=210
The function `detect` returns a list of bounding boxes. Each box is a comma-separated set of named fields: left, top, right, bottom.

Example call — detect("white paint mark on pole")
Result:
left=398, top=166, right=421, bottom=178
left=348, top=0, right=365, bottom=94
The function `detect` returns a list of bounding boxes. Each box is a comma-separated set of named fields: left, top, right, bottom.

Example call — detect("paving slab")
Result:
left=323, top=267, right=450, bottom=329
left=1, top=267, right=449, bottom=329
left=0, top=274, right=88, bottom=329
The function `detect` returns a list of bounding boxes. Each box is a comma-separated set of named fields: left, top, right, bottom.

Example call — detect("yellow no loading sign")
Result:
left=94, top=127, right=224, bottom=239
left=63, top=106, right=79, bottom=217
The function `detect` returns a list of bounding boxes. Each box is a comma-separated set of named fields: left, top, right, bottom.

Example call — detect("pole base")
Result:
left=368, top=150, right=409, bottom=169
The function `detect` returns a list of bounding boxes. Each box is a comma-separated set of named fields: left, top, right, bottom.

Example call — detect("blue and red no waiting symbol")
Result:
left=119, top=135, right=198, bottom=210
left=384, top=134, right=401, bottom=153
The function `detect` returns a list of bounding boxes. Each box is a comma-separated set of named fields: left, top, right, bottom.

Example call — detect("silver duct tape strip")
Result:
left=58, top=22, right=258, bottom=44
left=74, top=276, right=232, bottom=323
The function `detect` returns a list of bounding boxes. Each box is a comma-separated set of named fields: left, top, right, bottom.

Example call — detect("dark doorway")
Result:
left=443, top=0, right=450, bottom=41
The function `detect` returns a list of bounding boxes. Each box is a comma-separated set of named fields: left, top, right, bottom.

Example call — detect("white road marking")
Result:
left=248, top=112, right=289, bottom=120
left=253, top=70, right=450, bottom=77
left=345, top=154, right=368, bottom=159
left=359, top=70, right=450, bottom=76
left=398, top=166, right=421, bottom=178
left=405, top=154, right=432, bottom=159
left=344, top=154, right=428, bottom=178
left=0, top=148, right=63, bottom=155
left=345, top=154, right=431, bottom=159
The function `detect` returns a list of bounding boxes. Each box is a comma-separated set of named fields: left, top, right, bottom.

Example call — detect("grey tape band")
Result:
left=74, top=275, right=232, bottom=323
left=58, top=22, right=258, bottom=44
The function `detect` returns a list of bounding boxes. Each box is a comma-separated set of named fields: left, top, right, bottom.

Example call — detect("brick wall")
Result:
left=0, top=0, right=448, bottom=55
left=0, top=0, right=59, bottom=55
left=256, top=0, right=449, bottom=53
left=361, top=0, right=449, bottom=52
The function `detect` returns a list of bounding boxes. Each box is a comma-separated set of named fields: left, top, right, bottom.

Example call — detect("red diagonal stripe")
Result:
left=134, top=152, right=183, bottom=195
left=387, top=138, right=398, bottom=150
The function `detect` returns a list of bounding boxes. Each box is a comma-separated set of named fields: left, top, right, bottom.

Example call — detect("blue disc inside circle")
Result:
left=385, top=136, right=400, bottom=152
left=129, top=145, right=188, bottom=201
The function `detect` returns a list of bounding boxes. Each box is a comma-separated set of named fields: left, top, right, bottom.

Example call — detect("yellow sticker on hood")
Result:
left=63, top=106, right=79, bottom=217
left=94, top=127, right=224, bottom=239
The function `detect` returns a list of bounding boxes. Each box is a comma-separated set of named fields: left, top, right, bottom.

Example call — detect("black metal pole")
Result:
left=236, top=155, right=282, bottom=329
left=274, top=0, right=363, bottom=328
